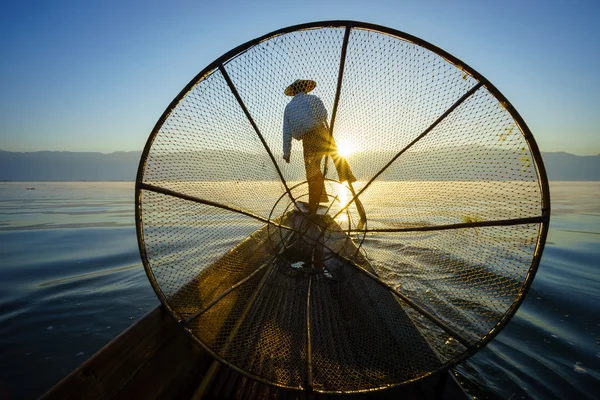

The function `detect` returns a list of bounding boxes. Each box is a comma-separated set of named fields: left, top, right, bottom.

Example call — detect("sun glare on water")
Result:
left=334, top=182, right=353, bottom=224
left=337, top=183, right=350, bottom=205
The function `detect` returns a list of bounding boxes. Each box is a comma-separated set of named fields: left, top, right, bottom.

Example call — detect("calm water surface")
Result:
left=0, top=181, right=598, bottom=399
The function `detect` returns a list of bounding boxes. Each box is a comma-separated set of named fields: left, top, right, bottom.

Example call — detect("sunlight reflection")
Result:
left=337, top=182, right=350, bottom=205
left=335, top=182, right=351, bottom=224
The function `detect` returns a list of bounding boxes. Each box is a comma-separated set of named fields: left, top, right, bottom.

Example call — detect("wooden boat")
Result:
left=42, top=207, right=470, bottom=399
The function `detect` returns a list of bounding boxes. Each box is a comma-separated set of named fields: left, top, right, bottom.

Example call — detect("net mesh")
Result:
left=136, top=22, right=548, bottom=393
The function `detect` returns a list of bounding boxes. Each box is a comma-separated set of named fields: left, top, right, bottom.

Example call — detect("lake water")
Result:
left=0, top=181, right=599, bottom=399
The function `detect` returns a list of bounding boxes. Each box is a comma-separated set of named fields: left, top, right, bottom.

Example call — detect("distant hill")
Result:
left=539, top=152, right=600, bottom=181
left=0, top=150, right=141, bottom=181
left=0, top=149, right=598, bottom=181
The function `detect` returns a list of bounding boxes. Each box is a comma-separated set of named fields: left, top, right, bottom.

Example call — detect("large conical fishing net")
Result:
left=135, top=21, right=550, bottom=393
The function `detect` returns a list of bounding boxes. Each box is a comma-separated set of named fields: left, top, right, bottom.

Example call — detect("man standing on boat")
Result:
left=282, top=79, right=356, bottom=213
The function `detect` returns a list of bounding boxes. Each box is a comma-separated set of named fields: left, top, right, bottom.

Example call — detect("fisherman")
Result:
left=282, top=79, right=356, bottom=213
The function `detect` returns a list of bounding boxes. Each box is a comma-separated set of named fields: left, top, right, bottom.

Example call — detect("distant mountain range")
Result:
left=0, top=149, right=598, bottom=181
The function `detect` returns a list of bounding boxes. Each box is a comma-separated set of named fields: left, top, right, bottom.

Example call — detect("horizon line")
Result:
left=1, top=149, right=599, bottom=157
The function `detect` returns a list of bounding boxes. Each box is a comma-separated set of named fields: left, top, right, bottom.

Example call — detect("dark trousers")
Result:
left=302, top=125, right=356, bottom=211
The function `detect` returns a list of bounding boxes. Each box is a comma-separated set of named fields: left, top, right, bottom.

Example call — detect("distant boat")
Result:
left=25, top=187, right=35, bottom=190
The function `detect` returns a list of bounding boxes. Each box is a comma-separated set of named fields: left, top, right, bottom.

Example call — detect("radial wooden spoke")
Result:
left=183, top=226, right=299, bottom=326
left=219, top=63, right=299, bottom=211
left=190, top=261, right=277, bottom=399
left=183, top=261, right=273, bottom=324
left=138, top=182, right=272, bottom=224
left=336, top=252, right=473, bottom=348
left=305, top=276, right=314, bottom=390
left=331, top=81, right=484, bottom=221
left=324, top=23, right=352, bottom=177
left=348, top=215, right=547, bottom=233
left=140, top=181, right=313, bottom=246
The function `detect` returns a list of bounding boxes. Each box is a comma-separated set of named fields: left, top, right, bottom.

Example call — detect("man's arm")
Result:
left=282, top=110, right=292, bottom=163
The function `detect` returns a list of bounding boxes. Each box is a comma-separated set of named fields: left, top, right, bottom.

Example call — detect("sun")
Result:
left=336, top=139, right=356, bottom=158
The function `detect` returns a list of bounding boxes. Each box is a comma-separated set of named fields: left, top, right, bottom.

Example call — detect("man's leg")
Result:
left=303, top=132, right=328, bottom=213
left=305, top=156, right=327, bottom=212
left=321, top=131, right=357, bottom=183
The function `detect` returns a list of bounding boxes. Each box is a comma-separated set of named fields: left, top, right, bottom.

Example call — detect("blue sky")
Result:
left=0, top=0, right=598, bottom=155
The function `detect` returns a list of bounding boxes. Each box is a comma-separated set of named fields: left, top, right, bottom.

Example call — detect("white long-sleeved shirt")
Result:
left=282, top=93, right=328, bottom=159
